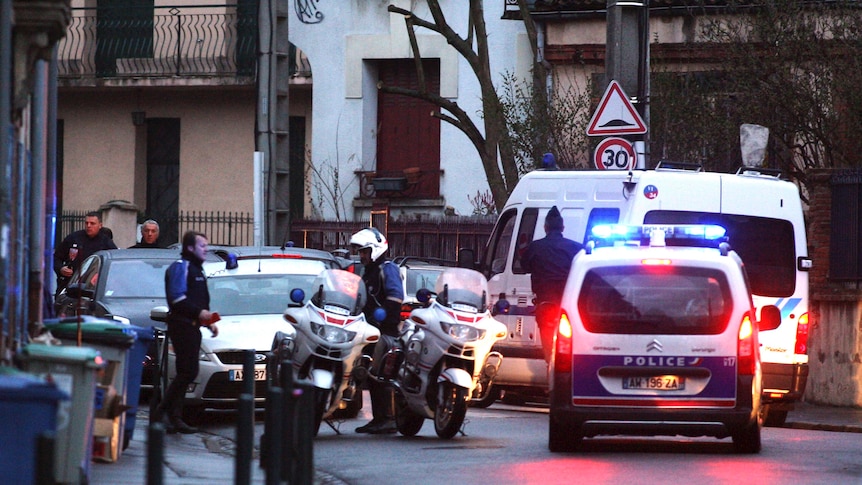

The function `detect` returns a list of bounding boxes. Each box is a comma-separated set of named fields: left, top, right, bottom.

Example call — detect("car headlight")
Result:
left=440, top=321, right=485, bottom=341
left=311, top=321, right=356, bottom=344
left=198, top=348, right=212, bottom=361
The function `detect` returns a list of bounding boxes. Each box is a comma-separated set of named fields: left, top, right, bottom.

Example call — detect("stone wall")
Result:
left=806, top=169, right=862, bottom=406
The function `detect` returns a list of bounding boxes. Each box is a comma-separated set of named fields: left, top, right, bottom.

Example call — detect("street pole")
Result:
left=606, top=0, right=650, bottom=168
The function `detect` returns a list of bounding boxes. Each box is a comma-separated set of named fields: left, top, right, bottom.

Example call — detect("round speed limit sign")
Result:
left=594, top=137, right=637, bottom=170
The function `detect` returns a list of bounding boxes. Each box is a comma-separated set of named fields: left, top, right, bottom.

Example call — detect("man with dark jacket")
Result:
left=155, top=230, right=218, bottom=434
left=129, top=219, right=163, bottom=248
left=53, top=211, right=117, bottom=296
left=521, top=206, right=582, bottom=363
left=350, top=227, right=404, bottom=434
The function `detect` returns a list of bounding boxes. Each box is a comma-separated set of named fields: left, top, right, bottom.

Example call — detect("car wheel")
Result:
left=548, top=414, right=582, bottom=452
left=732, top=421, right=762, bottom=454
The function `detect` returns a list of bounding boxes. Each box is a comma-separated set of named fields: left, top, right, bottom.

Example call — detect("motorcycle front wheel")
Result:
left=312, top=388, right=329, bottom=436
left=395, top=392, right=424, bottom=436
left=434, top=383, right=468, bottom=439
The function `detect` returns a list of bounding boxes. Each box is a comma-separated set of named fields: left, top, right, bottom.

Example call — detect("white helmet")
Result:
left=350, top=227, right=389, bottom=261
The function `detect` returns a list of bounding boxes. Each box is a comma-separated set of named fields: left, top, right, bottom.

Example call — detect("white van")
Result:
left=479, top=163, right=811, bottom=425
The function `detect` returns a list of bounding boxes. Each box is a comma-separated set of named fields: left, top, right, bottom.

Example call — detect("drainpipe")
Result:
left=45, top=47, right=58, bottom=318
left=0, top=0, right=11, bottom=360
left=29, top=59, right=47, bottom=332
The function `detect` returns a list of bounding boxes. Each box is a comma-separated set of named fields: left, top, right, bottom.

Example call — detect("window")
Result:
left=830, top=171, right=862, bottom=280
left=644, top=210, right=796, bottom=297
left=483, top=209, right=517, bottom=277
left=578, top=266, right=732, bottom=335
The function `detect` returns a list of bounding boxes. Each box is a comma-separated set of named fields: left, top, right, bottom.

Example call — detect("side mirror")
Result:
left=759, top=304, right=782, bottom=331
left=150, top=305, right=169, bottom=323
left=416, top=288, right=433, bottom=304
left=66, top=283, right=95, bottom=300
left=289, top=288, right=305, bottom=306
left=492, top=299, right=511, bottom=316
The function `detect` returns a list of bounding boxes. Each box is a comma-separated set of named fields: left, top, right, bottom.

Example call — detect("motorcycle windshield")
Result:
left=310, top=269, right=367, bottom=316
left=434, top=267, right=489, bottom=313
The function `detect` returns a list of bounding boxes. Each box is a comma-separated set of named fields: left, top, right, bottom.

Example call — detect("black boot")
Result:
left=367, top=386, right=396, bottom=434
left=169, top=415, right=198, bottom=434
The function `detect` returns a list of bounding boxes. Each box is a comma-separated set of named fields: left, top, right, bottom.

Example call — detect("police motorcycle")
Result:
left=270, top=268, right=381, bottom=434
left=385, top=267, right=507, bottom=439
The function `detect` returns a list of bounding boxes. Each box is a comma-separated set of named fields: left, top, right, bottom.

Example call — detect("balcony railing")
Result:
left=57, top=5, right=310, bottom=82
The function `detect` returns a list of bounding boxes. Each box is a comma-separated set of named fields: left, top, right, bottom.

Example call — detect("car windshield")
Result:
left=209, top=273, right=318, bottom=315
left=577, top=266, right=733, bottom=335
left=309, top=269, right=366, bottom=316
left=434, top=268, right=488, bottom=313
left=103, top=259, right=175, bottom=298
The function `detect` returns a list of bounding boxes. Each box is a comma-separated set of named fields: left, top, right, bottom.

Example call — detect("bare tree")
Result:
left=651, top=0, right=862, bottom=198
left=383, top=0, right=543, bottom=211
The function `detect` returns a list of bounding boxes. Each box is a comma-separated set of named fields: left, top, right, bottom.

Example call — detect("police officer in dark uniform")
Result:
left=350, top=227, right=404, bottom=434
left=521, top=206, right=582, bottom=363
left=155, top=230, right=218, bottom=434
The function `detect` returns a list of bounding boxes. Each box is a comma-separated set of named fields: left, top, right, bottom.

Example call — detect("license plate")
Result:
left=229, top=368, right=266, bottom=381
left=622, top=375, right=685, bottom=390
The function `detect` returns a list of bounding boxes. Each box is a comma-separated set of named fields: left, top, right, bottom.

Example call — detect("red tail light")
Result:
left=738, top=313, right=756, bottom=376
left=554, top=311, right=573, bottom=373
left=795, top=312, right=809, bottom=354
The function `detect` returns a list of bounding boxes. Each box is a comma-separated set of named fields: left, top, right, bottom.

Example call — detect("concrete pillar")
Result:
left=100, top=200, right=139, bottom=249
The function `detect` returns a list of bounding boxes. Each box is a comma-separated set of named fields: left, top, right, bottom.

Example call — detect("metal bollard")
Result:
left=293, top=381, right=315, bottom=485
left=263, top=386, right=283, bottom=485
left=242, top=349, right=255, bottom=397
left=35, top=431, right=55, bottom=485
left=280, top=360, right=296, bottom=482
left=147, top=421, right=165, bottom=485
left=235, top=393, right=254, bottom=485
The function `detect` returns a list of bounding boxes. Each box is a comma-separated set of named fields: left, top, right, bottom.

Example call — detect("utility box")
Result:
left=19, top=344, right=103, bottom=485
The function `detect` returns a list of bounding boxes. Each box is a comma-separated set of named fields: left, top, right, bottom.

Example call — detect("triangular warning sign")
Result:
left=586, top=80, right=647, bottom=136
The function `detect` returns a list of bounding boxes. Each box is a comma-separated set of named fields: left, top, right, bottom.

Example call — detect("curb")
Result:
left=785, top=422, right=862, bottom=434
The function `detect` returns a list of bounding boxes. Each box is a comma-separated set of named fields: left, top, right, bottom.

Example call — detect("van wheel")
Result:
left=732, top=421, right=762, bottom=454
left=763, top=406, right=788, bottom=427
left=549, top=415, right=582, bottom=452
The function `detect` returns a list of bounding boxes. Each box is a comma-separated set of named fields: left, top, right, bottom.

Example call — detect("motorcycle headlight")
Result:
left=311, top=321, right=356, bottom=344
left=440, top=321, right=485, bottom=341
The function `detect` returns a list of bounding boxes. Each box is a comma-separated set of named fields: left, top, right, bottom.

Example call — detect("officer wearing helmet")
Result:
left=350, top=227, right=404, bottom=434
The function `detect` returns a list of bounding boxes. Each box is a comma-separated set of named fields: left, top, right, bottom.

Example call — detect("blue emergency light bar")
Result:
left=589, top=224, right=727, bottom=245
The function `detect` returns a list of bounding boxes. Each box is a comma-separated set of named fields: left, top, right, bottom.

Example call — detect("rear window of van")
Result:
left=577, top=266, right=733, bottom=335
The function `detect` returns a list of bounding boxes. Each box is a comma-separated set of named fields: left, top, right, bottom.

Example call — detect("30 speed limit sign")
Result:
left=594, top=137, right=637, bottom=170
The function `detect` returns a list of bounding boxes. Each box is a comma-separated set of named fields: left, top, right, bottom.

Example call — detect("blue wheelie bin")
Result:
left=0, top=366, right=69, bottom=484
left=120, top=324, right=155, bottom=448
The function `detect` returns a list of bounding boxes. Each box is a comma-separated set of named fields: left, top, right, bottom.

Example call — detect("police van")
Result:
left=547, top=224, right=781, bottom=453
left=479, top=163, right=810, bottom=425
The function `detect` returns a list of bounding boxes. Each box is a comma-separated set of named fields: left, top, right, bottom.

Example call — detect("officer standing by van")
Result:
left=522, top=206, right=582, bottom=363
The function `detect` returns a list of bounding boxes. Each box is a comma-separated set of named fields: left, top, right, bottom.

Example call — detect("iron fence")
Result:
left=289, top=216, right=496, bottom=261
left=58, top=211, right=495, bottom=260
left=58, top=210, right=254, bottom=247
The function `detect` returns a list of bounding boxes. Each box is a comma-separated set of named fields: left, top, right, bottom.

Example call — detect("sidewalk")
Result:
left=89, top=401, right=862, bottom=484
